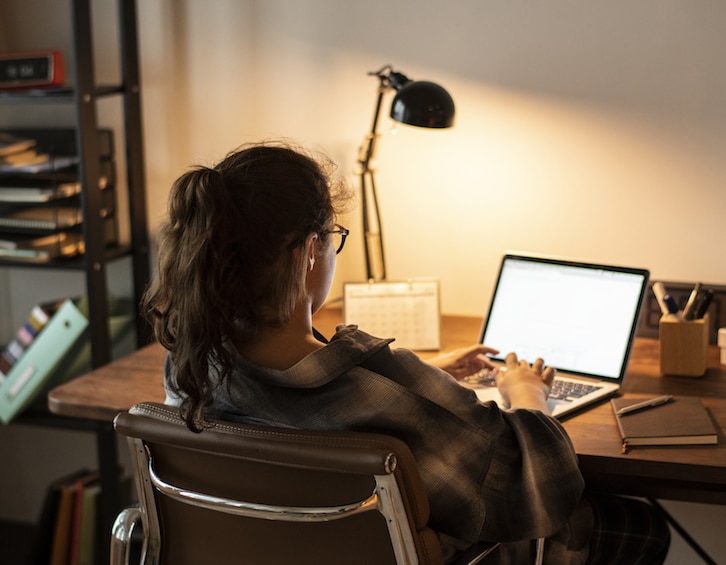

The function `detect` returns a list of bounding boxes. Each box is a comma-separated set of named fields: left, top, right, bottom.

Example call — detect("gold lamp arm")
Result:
left=357, top=82, right=387, bottom=281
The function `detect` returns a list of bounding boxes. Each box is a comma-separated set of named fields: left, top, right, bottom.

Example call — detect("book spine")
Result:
left=0, top=218, right=63, bottom=230
left=611, top=399, right=630, bottom=454
left=30, top=303, right=51, bottom=327
left=0, top=302, right=53, bottom=380
left=17, top=322, right=38, bottom=346
left=0, top=339, right=24, bottom=382
left=50, top=483, right=77, bottom=565
left=5, top=338, right=24, bottom=363
left=0, top=299, right=88, bottom=423
left=0, top=352, right=12, bottom=381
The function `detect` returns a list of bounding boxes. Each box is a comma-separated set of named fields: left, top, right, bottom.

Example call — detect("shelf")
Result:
left=0, top=84, right=127, bottom=104
left=0, top=242, right=134, bottom=270
left=0, top=0, right=150, bottom=559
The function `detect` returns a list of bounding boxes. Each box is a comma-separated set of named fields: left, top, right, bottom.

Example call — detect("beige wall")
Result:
left=131, top=0, right=726, bottom=317
left=3, top=0, right=726, bottom=319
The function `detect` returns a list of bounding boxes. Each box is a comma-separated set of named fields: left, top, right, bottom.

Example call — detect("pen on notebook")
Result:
left=681, top=283, right=702, bottom=321
left=615, top=395, right=674, bottom=416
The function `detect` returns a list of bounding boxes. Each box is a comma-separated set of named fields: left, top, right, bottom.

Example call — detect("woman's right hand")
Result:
left=495, top=352, right=555, bottom=413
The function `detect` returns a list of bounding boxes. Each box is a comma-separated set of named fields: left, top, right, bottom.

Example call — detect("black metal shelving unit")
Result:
left=0, top=0, right=150, bottom=558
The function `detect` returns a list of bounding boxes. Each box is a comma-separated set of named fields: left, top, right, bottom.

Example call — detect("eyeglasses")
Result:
left=325, top=224, right=349, bottom=254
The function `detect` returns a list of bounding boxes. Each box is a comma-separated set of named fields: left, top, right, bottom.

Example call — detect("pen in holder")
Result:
left=659, top=313, right=709, bottom=377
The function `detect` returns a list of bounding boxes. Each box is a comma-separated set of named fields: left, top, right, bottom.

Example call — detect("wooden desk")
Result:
left=46, top=309, right=481, bottom=421
left=48, top=308, right=726, bottom=505
left=566, top=339, right=726, bottom=505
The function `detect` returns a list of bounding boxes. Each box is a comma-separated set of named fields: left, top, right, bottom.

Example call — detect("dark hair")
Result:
left=142, top=142, right=350, bottom=430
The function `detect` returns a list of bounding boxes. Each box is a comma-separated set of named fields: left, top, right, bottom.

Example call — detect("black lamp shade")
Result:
left=390, top=80, right=455, bottom=128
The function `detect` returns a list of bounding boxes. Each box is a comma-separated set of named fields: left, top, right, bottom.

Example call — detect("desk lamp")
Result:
left=356, top=64, right=455, bottom=281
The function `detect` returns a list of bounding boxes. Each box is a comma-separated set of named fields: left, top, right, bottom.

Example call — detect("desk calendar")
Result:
left=343, top=280, right=441, bottom=350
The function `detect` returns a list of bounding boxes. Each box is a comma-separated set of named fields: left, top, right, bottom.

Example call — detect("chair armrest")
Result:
left=110, top=506, right=142, bottom=565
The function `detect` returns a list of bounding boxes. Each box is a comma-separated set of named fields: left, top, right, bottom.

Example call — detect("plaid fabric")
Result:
left=165, top=325, right=586, bottom=546
left=586, top=494, right=670, bottom=564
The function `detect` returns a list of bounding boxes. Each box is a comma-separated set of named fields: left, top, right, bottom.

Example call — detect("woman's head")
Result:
left=143, top=141, right=351, bottom=429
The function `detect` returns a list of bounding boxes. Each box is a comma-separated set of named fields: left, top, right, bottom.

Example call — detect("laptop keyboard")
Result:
left=549, top=379, right=602, bottom=401
left=463, top=369, right=604, bottom=404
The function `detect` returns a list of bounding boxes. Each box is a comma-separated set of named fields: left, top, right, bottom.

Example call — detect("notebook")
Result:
left=468, top=253, right=649, bottom=418
left=610, top=396, right=718, bottom=453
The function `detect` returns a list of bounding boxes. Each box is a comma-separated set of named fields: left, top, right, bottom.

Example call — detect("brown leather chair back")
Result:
left=112, top=402, right=446, bottom=565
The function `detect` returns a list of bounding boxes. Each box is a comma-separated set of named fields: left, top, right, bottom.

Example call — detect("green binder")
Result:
left=0, top=299, right=88, bottom=424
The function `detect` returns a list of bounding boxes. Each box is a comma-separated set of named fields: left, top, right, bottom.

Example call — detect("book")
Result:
left=0, top=300, right=59, bottom=381
left=49, top=481, right=80, bottom=565
left=0, top=148, right=48, bottom=167
left=35, top=467, right=129, bottom=565
left=30, top=468, right=92, bottom=565
left=0, top=161, right=112, bottom=205
left=0, top=180, right=81, bottom=203
left=76, top=481, right=102, bottom=565
left=68, top=473, right=101, bottom=565
left=0, top=298, right=88, bottom=423
left=0, top=128, right=114, bottom=161
left=611, top=396, right=719, bottom=453
left=47, top=470, right=99, bottom=565
left=0, top=132, right=36, bottom=157
left=0, top=205, right=83, bottom=231
left=42, top=296, right=136, bottom=391
left=0, top=232, right=85, bottom=263
left=0, top=154, right=78, bottom=174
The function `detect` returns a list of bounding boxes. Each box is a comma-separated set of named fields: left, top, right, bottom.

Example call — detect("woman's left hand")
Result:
left=428, top=345, right=499, bottom=380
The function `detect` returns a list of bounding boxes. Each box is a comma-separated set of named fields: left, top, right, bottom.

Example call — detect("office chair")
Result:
left=111, top=402, right=544, bottom=565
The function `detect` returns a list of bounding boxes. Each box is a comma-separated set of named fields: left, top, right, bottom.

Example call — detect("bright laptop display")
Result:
left=471, top=253, right=649, bottom=418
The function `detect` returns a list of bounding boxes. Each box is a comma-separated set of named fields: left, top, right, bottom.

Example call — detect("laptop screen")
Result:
left=479, top=254, right=649, bottom=382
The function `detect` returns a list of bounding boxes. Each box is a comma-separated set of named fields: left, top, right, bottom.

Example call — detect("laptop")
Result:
left=468, top=253, right=649, bottom=418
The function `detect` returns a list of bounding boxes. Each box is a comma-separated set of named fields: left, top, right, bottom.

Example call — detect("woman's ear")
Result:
left=305, top=232, right=318, bottom=271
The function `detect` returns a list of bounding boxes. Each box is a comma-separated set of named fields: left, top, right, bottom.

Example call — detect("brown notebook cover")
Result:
left=611, top=396, right=719, bottom=453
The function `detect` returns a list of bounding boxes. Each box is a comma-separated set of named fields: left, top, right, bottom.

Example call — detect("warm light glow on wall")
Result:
left=333, top=79, right=726, bottom=315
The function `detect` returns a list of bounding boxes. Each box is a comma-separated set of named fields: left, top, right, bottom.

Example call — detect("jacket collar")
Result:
left=228, top=325, right=394, bottom=388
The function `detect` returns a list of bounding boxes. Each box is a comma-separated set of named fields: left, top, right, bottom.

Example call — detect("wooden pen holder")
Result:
left=659, top=314, right=709, bottom=377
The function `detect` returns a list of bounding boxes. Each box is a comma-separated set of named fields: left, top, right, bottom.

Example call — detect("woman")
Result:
left=142, top=142, right=669, bottom=564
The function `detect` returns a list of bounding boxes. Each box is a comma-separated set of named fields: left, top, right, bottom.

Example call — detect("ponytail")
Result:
left=144, top=166, right=241, bottom=428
